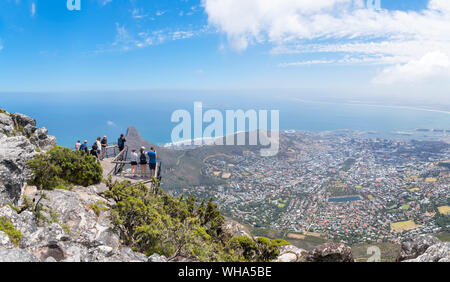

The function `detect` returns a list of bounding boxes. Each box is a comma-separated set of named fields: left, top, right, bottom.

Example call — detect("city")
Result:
left=172, top=130, right=450, bottom=245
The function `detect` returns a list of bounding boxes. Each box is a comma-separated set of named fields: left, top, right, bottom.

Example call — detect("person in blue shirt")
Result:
left=147, top=147, right=158, bottom=178
left=79, top=140, right=89, bottom=154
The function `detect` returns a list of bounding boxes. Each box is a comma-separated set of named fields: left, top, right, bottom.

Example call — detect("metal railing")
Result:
left=109, top=145, right=129, bottom=176
left=107, top=146, right=162, bottom=183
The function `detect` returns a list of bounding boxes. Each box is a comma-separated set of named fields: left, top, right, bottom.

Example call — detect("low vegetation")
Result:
left=103, top=177, right=284, bottom=262
left=27, top=147, right=103, bottom=190
left=0, top=217, right=22, bottom=246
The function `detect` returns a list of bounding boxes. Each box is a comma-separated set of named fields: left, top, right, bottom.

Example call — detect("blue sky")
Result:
left=0, top=0, right=449, bottom=105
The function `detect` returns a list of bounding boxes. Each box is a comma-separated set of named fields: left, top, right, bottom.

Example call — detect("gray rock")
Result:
left=404, top=242, right=450, bottom=262
left=29, top=127, right=57, bottom=152
left=45, top=256, right=57, bottom=262
left=116, top=247, right=148, bottom=262
left=0, top=248, right=40, bottom=262
left=148, top=254, right=168, bottom=262
left=34, top=242, right=67, bottom=262
left=0, top=231, right=14, bottom=249
left=397, top=235, right=441, bottom=262
left=276, top=244, right=307, bottom=262
left=304, top=243, right=354, bottom=262
left=12, top=113, right=36, bottom=130
left=23, top=124, right=37, bottom=138
left=0, top=110, right=56, bottom=205
left=0, top=113, right=14, bottom=136
left=0, top=136, right=35, bottom=205
left=222, top=219, right=252, bottom=239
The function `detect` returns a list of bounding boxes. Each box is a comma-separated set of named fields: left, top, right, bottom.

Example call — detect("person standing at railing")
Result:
left=96, top=137, right=102, bottom=160
left=101, top=136, right=108, bottom=159
left=148, top=147, right=158, bottom=178
left=130, top=149, right=138, bottom=178
left=139, top=147, right=147, bottom=178
left=118, top=134, right=126, bottom=152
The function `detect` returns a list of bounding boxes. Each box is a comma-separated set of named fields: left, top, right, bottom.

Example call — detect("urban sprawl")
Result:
left=174, top=131, right=450, bottom=245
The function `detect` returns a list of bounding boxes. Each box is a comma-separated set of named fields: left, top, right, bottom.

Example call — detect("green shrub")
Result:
left=27, top=146, right=102, bottom=190
left=229, top=235, right=257, bottom=260
left=102, top=177, right=283, bottom=262
left=256, top=237, right=281, bottom=261
left=228, top=235, right=282, bottom=262
left=0, top=217, right=22, bottom=246
left=103, top=177, right=243, bottom=261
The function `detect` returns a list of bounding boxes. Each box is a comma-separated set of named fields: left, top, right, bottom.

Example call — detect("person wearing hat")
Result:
left=80, top=140, right=89, bottom=154
left=139, top=147, right=148, bottom=178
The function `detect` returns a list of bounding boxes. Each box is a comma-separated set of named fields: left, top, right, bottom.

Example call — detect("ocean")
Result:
left=1, top=91, right=449, bottom=148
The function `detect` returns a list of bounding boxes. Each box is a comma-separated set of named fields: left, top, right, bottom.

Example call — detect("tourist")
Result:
left=80, top=140, right=89, bottom=154
left=91, top=141, right=99, bottom=158
left=75, top=140, right=81, bottom=151
left=118, top=134, right=126, bottom=152
left=101, top=136, right=108, bottom=159
left=148, top=147, right=158, bottom=178
left=139, top=147, right=147, bottom=178
left=96, top=137, right=102, bottom=160
left=130, top=149, right=138, bottom=178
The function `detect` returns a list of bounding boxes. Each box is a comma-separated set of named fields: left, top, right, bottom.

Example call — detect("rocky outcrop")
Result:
left=0, top=109, right=56, bottom=205
left=222, top=219, right=253, bottom=239
left=0, top=185, right=152, bottom=262
left=396, top=234, right=441, bottom=261
left=0, top=248, right=40, bottom=262
left=276, top=244, right=307, bottom=262
left=397, top=235, right=449, bottom=262
left=404, top=242, right=449, bottom=262
left=303, top=243, right=354, bottom=262
left=148, top=254, right=169, bottom=262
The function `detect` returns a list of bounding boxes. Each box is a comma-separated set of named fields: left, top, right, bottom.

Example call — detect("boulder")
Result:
left=0, top=231, right=14, bottom=249
left=397, top=235, right=441, bottom=262
left=0, top=113, right=14, bottom=136
left=304, top=243, right=354, bottom=262
left=222, top=219, right=252, bottom=239
left=0, top=248, right=40, bottom=262
left=148, top=254, right=169, bottom=262
left=30, top=127, right=57, bottom=151
left=276, top=244, right=307, bottom=262
left=0, top=136, right=35, bottom=205
left=404, top=242, right=450, bottom=262
left=0, top=109, right=56, bottom=205
left=11, top=113, right=36, bottom=131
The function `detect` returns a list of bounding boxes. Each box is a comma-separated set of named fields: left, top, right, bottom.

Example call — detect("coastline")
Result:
left=291, top=98, right=450, bottom=115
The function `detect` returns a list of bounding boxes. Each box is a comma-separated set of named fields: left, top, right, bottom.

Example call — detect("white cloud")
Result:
left=97, top=23, right=203, bottom=53
left=202, top=0, right=450, bottom=85
left=373, top=51, right=450, bottom=84
left=131, top=8, right=148, bottom=19
left=106, top=120, right=116, bottom=127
